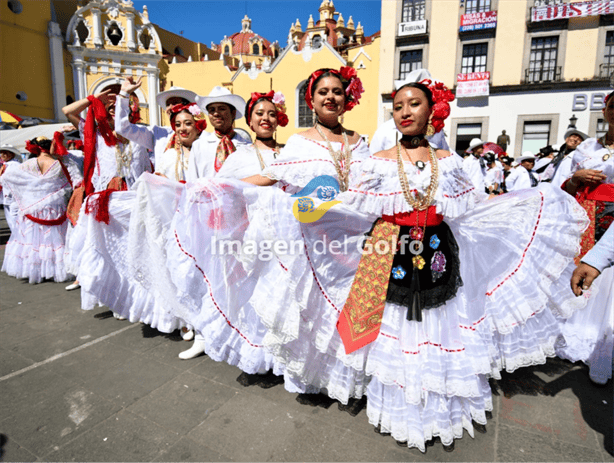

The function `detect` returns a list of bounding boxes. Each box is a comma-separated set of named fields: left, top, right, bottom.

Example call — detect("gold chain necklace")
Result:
left=314, top=124, right=352, bottom=192
left=115, top=142, right=133, bottom=177
left=175, top=144, right=190, bottom=181
left=396, top=142, right=439, bottom=211
left=599, top=136, right=613, bottom=162
left=253, top=143, right=280, bottom=170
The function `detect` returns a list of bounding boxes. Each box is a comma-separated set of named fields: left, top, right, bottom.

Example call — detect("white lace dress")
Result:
left=2, top=158, right=82, bottom=283
left=555, top=138, right=614, bottom=384
left=237, top=152, right=587, bottom=450
left=167, top=135, right=370, bottom=381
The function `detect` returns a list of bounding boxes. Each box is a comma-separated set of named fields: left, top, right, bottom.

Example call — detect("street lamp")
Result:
left=568, top=114, right=578, bottom=128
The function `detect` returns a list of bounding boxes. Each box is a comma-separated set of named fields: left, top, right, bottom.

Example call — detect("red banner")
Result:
left=531, top=0, right=614, bottom=22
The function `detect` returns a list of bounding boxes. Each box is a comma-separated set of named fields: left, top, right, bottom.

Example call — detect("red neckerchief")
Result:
left=214, top=129, right=236, bottom=172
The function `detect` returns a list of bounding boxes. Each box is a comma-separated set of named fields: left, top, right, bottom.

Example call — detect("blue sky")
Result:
left=132, top=0, right=381, bottom=47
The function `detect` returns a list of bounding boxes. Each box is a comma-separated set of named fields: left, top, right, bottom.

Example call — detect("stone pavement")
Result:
left=0, top=208, right=612, bottom=462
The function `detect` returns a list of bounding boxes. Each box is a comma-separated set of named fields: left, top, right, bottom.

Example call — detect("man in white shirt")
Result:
left=542, top=128, right=588, bottom=186
left=186, top=87, right=250, bottom=181
left=506, top=152, right=540, bottom=192
left=463, top=138, right=486, bottom=192
left=117, top=77, right=197, bottom=169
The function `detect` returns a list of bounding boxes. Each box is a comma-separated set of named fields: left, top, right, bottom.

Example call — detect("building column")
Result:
left=147, top=66, right=159, bottom=126
left=48, top=21, right=67, bottom=122
left=126, top=12, right=136, bottom=50
left=92, top=7, right=103, bottom=47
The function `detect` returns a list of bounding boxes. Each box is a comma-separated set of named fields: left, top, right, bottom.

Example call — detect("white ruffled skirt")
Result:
left=2, top=206, right=70, bottom=284
left=166, top=181, right=587, bottom=451
left=556, top=267, right=613, bottom=384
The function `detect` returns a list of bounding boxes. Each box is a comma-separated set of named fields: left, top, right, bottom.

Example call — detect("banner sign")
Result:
left=531, top=0, right=614, bottom=22
left=456, top=72, right=490, bottom=97
left=460, top=11, right=497, bottom=32
left=398, top=20, right=427, bottom=36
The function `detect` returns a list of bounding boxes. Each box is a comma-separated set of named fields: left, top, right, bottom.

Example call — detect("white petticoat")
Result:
left=70, top=174, right=191, bottom=333
left=2, top=208, right=70, bottom=284
left=556, top=267, right=614, bottom=384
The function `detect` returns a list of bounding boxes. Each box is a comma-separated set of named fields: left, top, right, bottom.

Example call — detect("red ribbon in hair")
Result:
left=83, top=95, right=118, bottom=197
left=166, top=103, right=207, bottom=151
left=245, top=90, right=275, bottom=125
left=25, top=140, right=41, bottom=156
left=52, top=132, right=68, bottom=156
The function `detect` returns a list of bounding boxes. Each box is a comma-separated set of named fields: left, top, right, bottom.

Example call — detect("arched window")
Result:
left=252, top=43, right=260, bottom=55
left=297, top=81, right=311, bottom=128
left=76, top=20, right=89, bottom=43
left=106, top=22, right=123, bottom=46
left=224, top=45, right=230, bottom=55
left=312, top=35, right=322, bottom=49
left=140, top=28, right=152, bottom=50
left=174, top=46, right=184, bottom=56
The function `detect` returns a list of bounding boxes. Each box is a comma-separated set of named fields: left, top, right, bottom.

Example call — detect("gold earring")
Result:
left=425, top=122, right=435, bottom=137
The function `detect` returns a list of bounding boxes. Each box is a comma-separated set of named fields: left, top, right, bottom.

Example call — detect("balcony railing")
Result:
left=524, top=66, right=562, bottom=83
left=599, top=62, right=614, bottom=79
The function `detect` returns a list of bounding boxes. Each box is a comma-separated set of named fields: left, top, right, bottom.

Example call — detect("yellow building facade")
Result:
left=379, top=0, right=613, bottom=155
left=164, top=2, right=381, bottom=144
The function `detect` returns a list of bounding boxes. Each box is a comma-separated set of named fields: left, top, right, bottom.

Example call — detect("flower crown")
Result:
left=245, top=90, right=289, bottom=128
left=169, top=102, right=207, bottom=133
left=305, top=66, right=364, bottom=113
left=391, top=79, right=455, bottom=134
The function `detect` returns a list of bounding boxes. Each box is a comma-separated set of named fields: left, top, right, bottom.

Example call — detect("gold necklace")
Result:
left=115, top=142, right=133, bottom=177
left=314, top=124, right=352, bottom=192
left=599, top=136, right=613, bottom=162
left=396, top=142, right=439, bottom=211
left=253, top=143, right=279, bottom=171
left=175, top=144, right=190, bottom=181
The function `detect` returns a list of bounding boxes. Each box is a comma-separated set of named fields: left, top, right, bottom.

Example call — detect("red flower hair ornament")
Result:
left=391, top=78, right=455, bottom=134
left=169, top=102, right=207, bottom=133
left=245, top=90, right=289, bottom=128
left=305, top=66, right=364, bottom=113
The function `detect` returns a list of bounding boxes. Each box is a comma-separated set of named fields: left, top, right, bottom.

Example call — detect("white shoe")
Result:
left=178, top=340, right=206, bottom=360
left=181, top=328, right=194, bottom=341
left=65, top=282, right=80, bottom=291
left=113, top=312, right=127, bottom=321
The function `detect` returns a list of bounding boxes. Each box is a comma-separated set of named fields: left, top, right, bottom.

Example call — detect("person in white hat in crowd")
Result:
left=541, top=128, right=588, bottom=185
left=505, top=152, right=540, bottom=191
left=463, top=137, right=486, bottom=192
left=0, top=144, right=23, bottom=233
left=370, top=69, right=451, bottom=154
left=117, top=77, right=197, bottom=172
left=483, top=151, right=503, bottom=194
left=186, top=86, right=250, bottom=181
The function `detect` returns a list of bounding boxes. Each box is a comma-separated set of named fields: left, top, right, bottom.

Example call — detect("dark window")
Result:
left=603, top=31, right=614, bottom=78
left=174, top=46, right=183, bottom=56
left=399, top=49, right=423, bottom=80
left=522, top=121, right=551, bottom=153
left=76, top=20, right=89, bottom=43
left=461, top=43, right=487, bottom=74
left=456, top=123, right=482, bottom=154
left=106, top=22, right=123, bottom=46
left=528, top=36, right=558, bottom=82
left=401, top=0, right=425, bottom=22
left=298, top=82, right=311, bottom=128
left=252, top=44, right=259, bottom=55
left=140, top=28, right=151, bottom=50
left=465, top=0, right=491, bottom=14
left=312, top=35, right=323, bottom=49
left=596, top=118, right=608, bottom=139
left=224, top=45, right=230, bottom=55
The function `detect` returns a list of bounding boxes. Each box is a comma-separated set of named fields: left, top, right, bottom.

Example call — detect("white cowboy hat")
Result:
left=195, top=86, right=246, bottom=119
left=466, top=138, right=484, bottom=152
left=0, top=144, right=23, bottom=161
left=517, top=152, right=537, bottom=163
left=394, top=68, right=434, bottom=91
left=563, top=128, right=588, bottom=141
left=156, top=87, right=197, bottom=108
